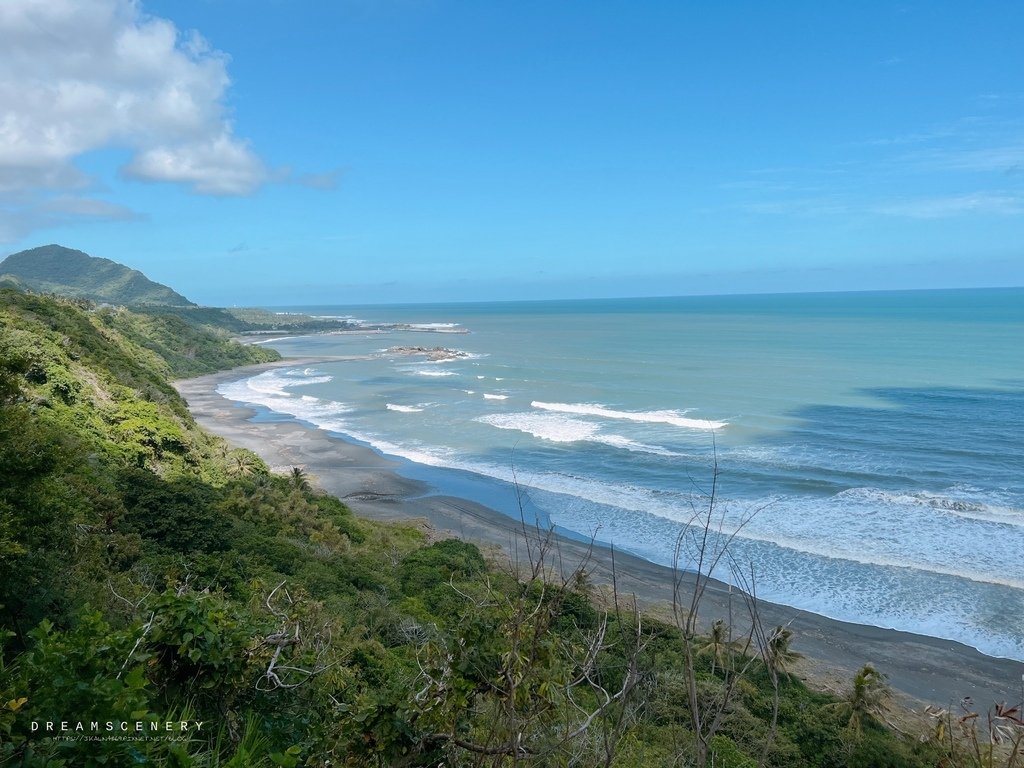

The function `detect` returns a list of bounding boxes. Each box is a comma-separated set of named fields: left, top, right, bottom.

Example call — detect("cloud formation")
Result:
left=0, top=193, right=142, bottom=243
left=0, top=0, right=267, bottom=241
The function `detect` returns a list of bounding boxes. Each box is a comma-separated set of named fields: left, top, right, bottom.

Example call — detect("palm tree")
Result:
left=831, top=663, right=890, bottom=734
left=697, top=619, right=732, bottom=673
left=765, top=625, right=800, bottom=678
left=289, top=466, right=310, bottom=492
left=228, top=450, right=258, bottom=477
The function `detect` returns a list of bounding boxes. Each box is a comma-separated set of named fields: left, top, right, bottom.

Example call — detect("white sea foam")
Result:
left=322, top=427, right=451, bottom=467
left=475, top=412, right=680, bottom=456
left=727, top=525, right=1024, bottom=590
left=244, top=377, right=289, bottom=397
left=531, top=401, right=727, bottom=430
left=386, top=404, right=424, bottom=413
left=414, top=370, right=457, bottom=377
left=299, top=418, right=455, bottom=468
left=483, top=393, right=509, bottom=400
left=407, top=424, right=1024, bottom=592
left=217, top=371, right=351, bottom=430
left=508, top=480, right=1021, bottom=655
left=220, top=375, right=448, bottom=466
left=836, top=487, right=1024, bottom=528
left=461, top=390, right=476, bottom=395
left=230, top=369, right=333, bottom=398
left=476, top=375, right=485, bottom=379
left=713, top=488, right=1024, bottom=596
left=727, top=445, right=899, bottom=476
left=599, top=435, right=681, bottom=457
left=405, top=350, right=483, bottom=364
left=251, top=336, right=295, bottom=344
left=407, top=322, right=461, bottom=330
left=477, top=412, right=599, bottom=443
left=514, top=475, right=1021, bottom=590
left=212, top=367, right=1024, bottom=658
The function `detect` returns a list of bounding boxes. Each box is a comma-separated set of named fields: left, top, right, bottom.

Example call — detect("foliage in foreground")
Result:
left=0, top=288, right=1018, bottom=766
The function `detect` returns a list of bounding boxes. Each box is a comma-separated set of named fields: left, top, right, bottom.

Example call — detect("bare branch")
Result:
left=116, top=611, right=155, bottom=680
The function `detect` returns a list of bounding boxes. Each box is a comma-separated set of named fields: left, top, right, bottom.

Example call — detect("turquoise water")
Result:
left=219, top=288, right=1024, bottom=659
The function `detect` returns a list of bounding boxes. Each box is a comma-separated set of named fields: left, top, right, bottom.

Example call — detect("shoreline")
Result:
left=175, top=358, right=1024, bottom=711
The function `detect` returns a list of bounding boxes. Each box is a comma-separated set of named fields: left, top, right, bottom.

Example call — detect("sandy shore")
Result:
left=175, top=359, right=1024, bottom=712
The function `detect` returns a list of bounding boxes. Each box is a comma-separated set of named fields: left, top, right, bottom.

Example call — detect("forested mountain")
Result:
left=0, top=245, right=196, bottom=307
left=0, top=244, right=362, bottom=337
left=0, top=287, right=993, bottom=766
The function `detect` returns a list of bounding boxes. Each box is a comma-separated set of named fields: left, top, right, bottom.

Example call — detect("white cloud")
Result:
left=292, top=169, right=345, bottom=191
left=122, top=132, right=265, bottom=195
left=0, top=193, right=141, bottom=242
left=0, top=0, right=266, bottom=237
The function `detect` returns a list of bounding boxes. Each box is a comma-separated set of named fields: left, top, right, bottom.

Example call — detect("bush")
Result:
left=116, top=469, right=230, bottom=554
left=398, top=539, right=485, bottom=595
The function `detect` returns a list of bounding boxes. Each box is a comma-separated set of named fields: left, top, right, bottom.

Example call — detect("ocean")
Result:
left=217, top=288, right=1024, bottom=660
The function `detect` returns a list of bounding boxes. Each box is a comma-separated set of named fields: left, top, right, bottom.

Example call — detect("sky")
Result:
left=1, top=0, right=1023, bottom=306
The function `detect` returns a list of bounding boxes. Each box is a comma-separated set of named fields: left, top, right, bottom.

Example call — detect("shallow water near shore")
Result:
left=219, top=288, right=1024, bottom=660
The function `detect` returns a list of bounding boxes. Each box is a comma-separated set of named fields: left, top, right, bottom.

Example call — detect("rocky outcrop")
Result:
left=386, top=346, right=470, bottom=361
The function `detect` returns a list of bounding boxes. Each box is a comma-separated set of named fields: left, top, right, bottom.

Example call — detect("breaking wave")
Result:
left=531, top=401, right=727, bottom=430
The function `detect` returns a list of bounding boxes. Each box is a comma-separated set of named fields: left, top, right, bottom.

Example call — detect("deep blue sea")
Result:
left=218, top=288, right=1024, bottom=660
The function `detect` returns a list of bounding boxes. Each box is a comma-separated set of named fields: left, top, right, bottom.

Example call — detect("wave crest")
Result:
left=837, top=487, right=1024, bottom=527
left=476, top=412, right=680, bottom=456
left=531, top=401, right=726, bottom=430
left=386, top=403, right=424, bottom=413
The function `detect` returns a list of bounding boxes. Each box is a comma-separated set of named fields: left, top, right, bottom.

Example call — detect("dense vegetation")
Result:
left=0, top=288, right=1016, bottom=766
left=0, top=245, right=357, bottom=336
left=148, top=305, right=360, bottom=337
left=0, top=246, right=195, bottom=307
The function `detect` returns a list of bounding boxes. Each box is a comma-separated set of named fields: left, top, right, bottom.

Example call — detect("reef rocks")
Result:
left=386, top=346, right=470, bottom=361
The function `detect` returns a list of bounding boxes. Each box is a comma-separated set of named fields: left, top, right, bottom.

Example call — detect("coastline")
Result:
left=175, top=358, right=1024, bottom=711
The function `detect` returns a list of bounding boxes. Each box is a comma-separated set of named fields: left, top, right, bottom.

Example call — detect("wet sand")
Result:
left=175, top=360, right=1024, bottom=713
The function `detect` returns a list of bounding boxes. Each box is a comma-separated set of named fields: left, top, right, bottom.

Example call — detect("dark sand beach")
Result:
left=175, top=359, right=1024, bottom=713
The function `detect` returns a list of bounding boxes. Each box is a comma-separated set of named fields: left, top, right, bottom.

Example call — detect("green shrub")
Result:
left=398, top=539, right=485, bottom=594
left=116, top=469, right=230, bottom=554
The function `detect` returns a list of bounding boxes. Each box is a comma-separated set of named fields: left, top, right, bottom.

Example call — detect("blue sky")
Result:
left=1, top=1, right=1023, bottom=305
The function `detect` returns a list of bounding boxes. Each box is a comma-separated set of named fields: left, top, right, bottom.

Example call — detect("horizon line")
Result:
left=249, top=284, right=1024, bottom=310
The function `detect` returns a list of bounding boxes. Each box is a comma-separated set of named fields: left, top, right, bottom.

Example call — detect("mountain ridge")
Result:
left=0, top=244, right=195, bottom=307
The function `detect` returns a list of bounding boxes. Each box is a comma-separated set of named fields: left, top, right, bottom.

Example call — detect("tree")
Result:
left=387, top=528, right=651, bottom=767
left=697, top=619, right=732, bottom=674
left=289, top=467, right=310, bottom=493
left=227, top=449, right=262, bottom=477
left=765, top=624, right=800, bottom=678
left=831, top=663, right=890, bottom=735
left=670, top=449, right=779, bottom=768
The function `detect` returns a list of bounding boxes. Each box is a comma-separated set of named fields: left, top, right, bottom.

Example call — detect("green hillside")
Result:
left=0, top=244, right=195, bottom=307
left=0, top=244, right=359, bottom=336
left=150, top=304, right=361, bottom=336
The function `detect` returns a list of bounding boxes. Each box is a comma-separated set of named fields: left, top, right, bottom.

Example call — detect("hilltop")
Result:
left=0, top=244, right=363, bottom=336
left=0, top=244, right=195, bottom=307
